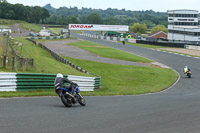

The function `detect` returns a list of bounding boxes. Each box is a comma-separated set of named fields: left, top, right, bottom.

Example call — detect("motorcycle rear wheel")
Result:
left=61, top=95, right=72, bottom=107
left=187, top=73, right=191, bottom=78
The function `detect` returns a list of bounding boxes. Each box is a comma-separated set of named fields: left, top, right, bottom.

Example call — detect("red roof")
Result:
left=148, top=31, right=167, bottom=37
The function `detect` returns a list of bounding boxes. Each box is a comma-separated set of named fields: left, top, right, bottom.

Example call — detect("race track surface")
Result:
left=1, top=34, right=200, bottom=133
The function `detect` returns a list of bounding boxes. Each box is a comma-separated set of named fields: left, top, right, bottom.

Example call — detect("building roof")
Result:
left=148, top=31, right=167, bottom=37
left=168, top=9, right=199, bottom=14
left=168, top=9, right=198, bottom=12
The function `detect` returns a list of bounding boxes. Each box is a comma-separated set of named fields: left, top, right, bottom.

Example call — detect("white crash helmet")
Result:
left=56, top=73, right=63, bottom=78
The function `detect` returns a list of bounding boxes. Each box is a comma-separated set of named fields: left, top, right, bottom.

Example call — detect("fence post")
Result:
left=3, top=55, right=6, bottom=68
left=20, top=57, right=23, bottom=69
left=31, top=59, right=34, bottom=67
left=12, top=56, right=15, bottom=70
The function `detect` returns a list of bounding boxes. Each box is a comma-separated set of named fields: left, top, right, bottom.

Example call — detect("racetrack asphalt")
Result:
left=1, top=33, right=200, bottom=133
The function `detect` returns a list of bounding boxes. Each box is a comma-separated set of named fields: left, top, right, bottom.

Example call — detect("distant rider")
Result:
left=54, top=73, right=74, bottom=96
left=183, top=66, right=190, bottom=74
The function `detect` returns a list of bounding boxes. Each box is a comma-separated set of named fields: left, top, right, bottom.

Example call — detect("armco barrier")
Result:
left=37, top=42, right=95, bottom=76
left=25, top=37, right=101, bottom=90
left=83, top=33, right=136, bottom=43
left=0, top=73, right=101, bottom=92
left=28, top=35, right=68, bottom=40
left=83, top=33, right=195, bottom=47
left=136, top=40, right=185, bottom=48
left=185, top=45, right=200, bottom=50
left=26, top=38, right=98, bottom=76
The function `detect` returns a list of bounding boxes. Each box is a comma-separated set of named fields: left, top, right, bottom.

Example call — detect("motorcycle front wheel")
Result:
left=187, top=73, right=191, bottom=78
left=78, top=95, right=86, bottom=106
left=61, top=94, right=72, bottom=107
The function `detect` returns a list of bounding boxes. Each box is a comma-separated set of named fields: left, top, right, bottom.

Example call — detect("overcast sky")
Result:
left=7, top=0, right=200, bottom=12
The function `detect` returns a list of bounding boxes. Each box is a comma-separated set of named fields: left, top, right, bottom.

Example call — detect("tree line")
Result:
left=0, top=0, right=50, bottom=23
left=0, top=1, right=168, bottom=34
left=43, top=4, right=168, bottom=29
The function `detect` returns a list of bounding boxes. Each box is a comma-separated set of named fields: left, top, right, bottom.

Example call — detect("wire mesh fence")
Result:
left=0, top=55, right=33, bottom=71
left=0, top=33, right=34, bottom=71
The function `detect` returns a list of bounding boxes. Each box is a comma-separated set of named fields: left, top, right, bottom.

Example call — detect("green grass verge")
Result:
left=64, top=56, right=177, bottom=96
left=71, top=30, right=82, bottom=34
left=118, top=41, right=167, bottom=49
left=48, top=28, right=63, bottom=34
left=0, top=19, right=24, bottom=26
left=20, top=23, right=42, bottom=32
left=5, top=37, right=89, bottom=76
left=0, top=90, right=56, bottom=97
left=67, top=40, right=151, bottom=63
left=0, top=19, right=42, bottom=32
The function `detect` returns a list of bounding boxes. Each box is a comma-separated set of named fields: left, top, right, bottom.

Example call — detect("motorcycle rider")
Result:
left=54, top=73, right=74, bottom=97
left=183, top=66, right=191, bottom=74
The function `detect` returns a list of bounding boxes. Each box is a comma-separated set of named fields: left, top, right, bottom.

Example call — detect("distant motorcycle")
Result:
left=57, top=83, right=86, bottom=107
left=186, top=70, right=191, bottom=78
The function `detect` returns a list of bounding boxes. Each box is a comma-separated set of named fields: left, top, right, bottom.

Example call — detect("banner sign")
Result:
left=69, top=24, right=129, bottom=31
left=128, top=39, right=136, bottom=43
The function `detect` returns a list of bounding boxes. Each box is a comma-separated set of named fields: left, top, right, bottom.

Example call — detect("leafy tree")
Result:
left=87, top=13, right=103, bottom=24
left=78, top=15, right=88, bottom=24
left=29, top=6, right=42, bottom=23
left=43, top=4, right=56, bottom=14
left=141, top=20, right=155, bottom=28
left=41, top=8, right=50, bottom=24
left=130, top=23, right=147, bottom=34
left=0, top=1, right=50, bottom=24
left=0, top=0, right=7, bottom=2
left=42, top=4, right=168, bottom=26
left=104, top=15, right=118, bottom=25
left=151, top=25, right=168, bottom=33
left=68, top=16, right=79, bottom=24
left=13, top=4, right=26, bottom=20
left=0, top=1, right=169, bottom=27
left=45, top=14, right=61, bottom=24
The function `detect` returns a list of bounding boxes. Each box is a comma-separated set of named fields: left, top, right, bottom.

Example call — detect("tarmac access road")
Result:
left=0, top=33, right=200, bottom=133
left=43, top=39, right=156, bottom=67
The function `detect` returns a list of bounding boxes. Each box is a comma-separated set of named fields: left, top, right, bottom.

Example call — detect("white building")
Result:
left=0, top=26, right=12, bottom=33
left=39, top=27, right=51, bottom=36
left=168, top=9, right=200, bottom=43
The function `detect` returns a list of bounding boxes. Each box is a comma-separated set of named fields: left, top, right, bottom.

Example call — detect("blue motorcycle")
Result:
left=58, top=83, right=86, bottom=107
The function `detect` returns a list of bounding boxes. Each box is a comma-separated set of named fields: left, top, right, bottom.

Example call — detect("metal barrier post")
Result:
left=3, top=55, right=6, bottom=68
left=12, top=56, right=15, bottom=70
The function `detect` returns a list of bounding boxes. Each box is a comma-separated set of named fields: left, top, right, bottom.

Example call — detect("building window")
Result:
left=169, top=30, right=200, bottom=36
left=174, top=22, right=198, bottom=26
left=173, top=14, right=198, bottom=18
